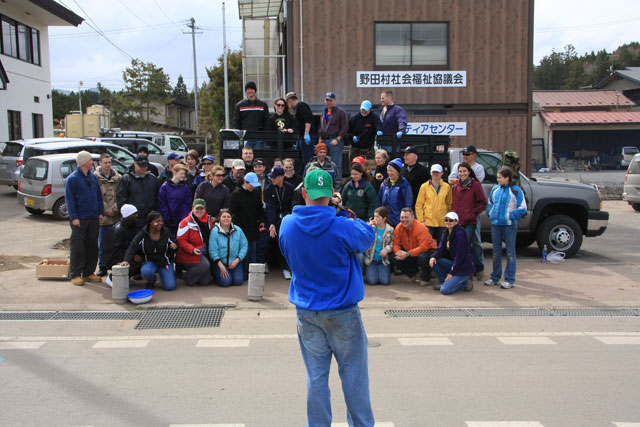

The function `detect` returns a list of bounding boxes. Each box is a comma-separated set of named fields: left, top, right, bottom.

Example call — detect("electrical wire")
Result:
left=151, top=0, right=186, bottom=32
left=116, top=0, right=173, bottom=35
left=536, top=16, right=640, bottom=33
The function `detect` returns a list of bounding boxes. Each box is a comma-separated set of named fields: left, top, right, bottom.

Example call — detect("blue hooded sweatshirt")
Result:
left=279, top=205, right=375, bottom=311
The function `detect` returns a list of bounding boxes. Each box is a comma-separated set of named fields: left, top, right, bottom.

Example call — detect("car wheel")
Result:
left=52, top=197, right=68, bottom=220
left=536, top=214, right=583, bottom=258
left=632, top=203, right=640, bottom=212
left=25, top=207, right=45, bottom=215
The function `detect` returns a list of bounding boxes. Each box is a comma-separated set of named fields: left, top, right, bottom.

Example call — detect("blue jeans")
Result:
left=299, top=134, right=318, bottom=174
left=464, top=223, right=484, bottom=271
left=97, top=224, right=113, bottom=269
left=214, top=263, right=244, bottom=286
left=141, top=261, right=177, bottom=291
left=323, top=137, right=344, bottom=179
left=365, top=260, right=390, bottom=285
left=433, top=257, right=470, bottom=294
left=296, top=306, right=374, bottom=427
left=491, top=223, right=517, bottom=283
left=244, top=140, right=264, bottom=150
left=242, top=240, right=258, bottom=280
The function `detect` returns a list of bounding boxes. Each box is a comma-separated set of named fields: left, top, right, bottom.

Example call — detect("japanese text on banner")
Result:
left=357, top=71, right=466, bottom=87
left=406, top=122, right=467, bottom=136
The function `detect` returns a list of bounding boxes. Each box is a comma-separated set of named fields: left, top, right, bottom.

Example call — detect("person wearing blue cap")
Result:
left=348, top=100, right=382, bottom=163
left=193, top=154, right=215, bottom=189
left=318, top=91, right=349, bottom=180
left=378, top=157, right=413, bottom=226
left=159, top=152, right=184, bottom=184
left=229, top=171, right=266, bottom=280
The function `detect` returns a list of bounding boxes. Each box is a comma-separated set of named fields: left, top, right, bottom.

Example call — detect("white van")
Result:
left=116, top=131, right=189, bottom=155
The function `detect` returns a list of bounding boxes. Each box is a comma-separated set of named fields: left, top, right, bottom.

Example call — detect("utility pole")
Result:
left=187, top=18, right=201, bottom=134
left=223, top=2, right=230, bottom=129
left=79, top=81, right=84, bottom=138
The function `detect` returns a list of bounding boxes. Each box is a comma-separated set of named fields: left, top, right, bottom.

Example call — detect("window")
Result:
left=23, top=159, right=49, bottom=181
left=624, top=147, right=639, bottom=155
left=1, top=142, right=23, bottom=156
left=375, top=22, right=448, bottom=69
left=1, top=15, right=41, bottom=65
left=60, top=161, right=76, bottom=179
left=170, top=136, right=187, bottom=151
left=8, top=110, right=21, bottom=140
left=34, top=96, right=39, bottom=103
left=32, top=113, right=43, bottom=138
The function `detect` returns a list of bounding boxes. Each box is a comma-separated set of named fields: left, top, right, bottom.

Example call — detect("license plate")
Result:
left=26, top=198, right=35, bottom=207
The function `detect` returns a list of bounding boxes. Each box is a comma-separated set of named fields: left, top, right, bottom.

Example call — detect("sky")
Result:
left=47, top=0, right=640, bottom=92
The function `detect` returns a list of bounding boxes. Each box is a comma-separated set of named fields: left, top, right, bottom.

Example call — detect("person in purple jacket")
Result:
left=158, top=163, right=193, bottom=236
left=318, top=91, right=349, bottom=180
left=379, top=90, right=408, bottom=152
left=429, top=211, right=476, bottom=294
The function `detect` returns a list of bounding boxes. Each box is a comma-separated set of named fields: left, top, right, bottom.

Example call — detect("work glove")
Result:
left=376, top=131, right=383, bottom=136
left=304, top=133, right=311, bottom=144
left=352, top=136, right=359, bottom=143
left=396, top=131, right=403, bottom=139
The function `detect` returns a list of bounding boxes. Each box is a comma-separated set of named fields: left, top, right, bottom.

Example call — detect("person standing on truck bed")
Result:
left=348, top=100, right=381, bottom=163
left=401, top=145, right=430, bottom=204
left=233, top=81, right=269, bottom=149
left=286, top=92, right=318, bottom=174
left=318, top=92, right=348, bottom=180
left=380, top=90, right=408, bottom=153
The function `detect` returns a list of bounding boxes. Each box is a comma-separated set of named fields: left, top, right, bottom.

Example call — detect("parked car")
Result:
left=22, top=141, right=163, bottom=175
left=601, top=146, right=639, bottom=170
left=16, top=153, right=128, bottom=220
left=89, top=137, right=168, bottom=166
left=0, top=137, right=86, bottom=188
left=111, top=131, right=189, bottom=154
left=622, top=153, right=640, bottom=212
left=449, top=148, right=608, bottom=257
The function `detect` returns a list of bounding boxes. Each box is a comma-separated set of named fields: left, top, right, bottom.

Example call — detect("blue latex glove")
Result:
left=352, top=136, right=359, bottom=143
left=376, top=131, right=383, bottom=136
left=304, top=133, right=311, bottom=144
left=396, top=131, right=403, bottom=139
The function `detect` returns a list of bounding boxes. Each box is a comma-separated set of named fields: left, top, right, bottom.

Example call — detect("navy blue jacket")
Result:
left=381, top=104, right=408, bottom=134
left=349, top=111, right=381, bottom=148
left=432, top=225, right=476, bottom=276
left=64, top=168, right=104, bottom=220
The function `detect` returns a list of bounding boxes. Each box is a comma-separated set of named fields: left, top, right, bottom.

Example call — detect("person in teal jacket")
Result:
left=208, top=209, right=248, bottom=286
left=341, top=163, right=378, bottom=221
left=378, top=157, right=412, bottom=226
left=484, top=166, right=527, bottom=289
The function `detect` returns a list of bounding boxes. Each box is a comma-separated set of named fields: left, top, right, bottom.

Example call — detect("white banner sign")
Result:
left=406, top=122, right=467, bottom=136
left=357, top=71, right=466, bottom=87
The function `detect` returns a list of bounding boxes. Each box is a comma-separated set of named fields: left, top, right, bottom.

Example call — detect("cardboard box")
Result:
left=36, top=260, right=70, bottom=279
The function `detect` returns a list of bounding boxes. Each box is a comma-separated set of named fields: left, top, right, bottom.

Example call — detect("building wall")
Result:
left=600, top=77, right=640, bottom=92
left=0, top=9, right=53, bottom=141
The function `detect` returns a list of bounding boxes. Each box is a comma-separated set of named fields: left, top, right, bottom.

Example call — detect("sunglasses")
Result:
left=214, top=173, right=225, bottom=177
left=444, top=218, right=457, bottom=223
left=462, top=152, right=473, bottom=156
left=275, top=103, right=285, bottom=107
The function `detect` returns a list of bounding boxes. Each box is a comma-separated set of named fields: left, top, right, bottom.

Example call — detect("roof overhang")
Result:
left=541, top=111, right=640, bottom=127
left=11, top=0, right=85, bottom=27
left=238, top=0, right=283, bottom=19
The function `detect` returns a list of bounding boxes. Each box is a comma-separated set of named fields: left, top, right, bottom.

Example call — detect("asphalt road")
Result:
left=1, top=312, right=639, bottom=426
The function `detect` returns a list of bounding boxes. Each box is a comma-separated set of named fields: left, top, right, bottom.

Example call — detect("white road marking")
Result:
left=498, top=337, right=556, bottom=345
left=170, top=424, right=245, bottom=427
left=332, top=423, right=394, bottom=427
left=196, top=339, right=250, bottom=348
left=466, top=422, right=544, bottom=427
left=399, top=337, right=453, bottom=346
left=613, top=423, right=640, bottom=426
left=596, top=337, right=640, bottom=345
left=0, top=341, right=45, bottom=350
left=92, top=340, right=149, bottom=349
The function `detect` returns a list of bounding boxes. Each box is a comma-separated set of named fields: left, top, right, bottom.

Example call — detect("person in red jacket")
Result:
left=451, top=162, right=487, bottom=274
left=176, top=199, right=215, bottom=286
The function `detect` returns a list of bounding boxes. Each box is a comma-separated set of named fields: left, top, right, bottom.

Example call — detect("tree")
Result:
left=198, top=50, right=243, bottom=145
left=173, top=74, right=188, bottom=99
left=122, top=58, right=172, bottom=130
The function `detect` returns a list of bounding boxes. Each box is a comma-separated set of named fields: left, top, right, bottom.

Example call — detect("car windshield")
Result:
left=22, top=159, right=48, bottom=180
left=624, top=147, right=639, bottom=155
left=2, top=142, right=23, bottom=157
left=170, top=136, right=188, bottom=151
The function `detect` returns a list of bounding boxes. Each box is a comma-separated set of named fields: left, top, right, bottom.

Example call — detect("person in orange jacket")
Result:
left=393, top=207, right=438, bottom=287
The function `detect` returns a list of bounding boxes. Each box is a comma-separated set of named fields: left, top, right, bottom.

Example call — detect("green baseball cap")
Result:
left=193, top=198, right=206, bottom=208
left=304, top=169, right=333, bottom=200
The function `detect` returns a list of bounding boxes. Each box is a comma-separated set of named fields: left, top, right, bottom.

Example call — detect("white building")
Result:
left=0, top=0, right=82, bottom=141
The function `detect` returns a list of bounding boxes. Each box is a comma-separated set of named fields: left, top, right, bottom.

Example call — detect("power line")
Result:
left=535, top=16, right=640, bottom=33
left=152, top=0, right=186, bottom=32
left=116, top=0, right=173, bottom=35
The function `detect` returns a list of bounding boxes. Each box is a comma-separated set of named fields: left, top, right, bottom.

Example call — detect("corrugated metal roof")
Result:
left=238, top=0, right=283, bottom=19
left=533, top=90, right=634, bottom=108
left=615, top=67, right=640, bottom=85
left=542, top=111, right=640, bottom=126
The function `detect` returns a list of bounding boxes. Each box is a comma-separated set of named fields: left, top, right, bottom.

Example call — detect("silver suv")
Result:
left=623, top=153, right=640, bottom=211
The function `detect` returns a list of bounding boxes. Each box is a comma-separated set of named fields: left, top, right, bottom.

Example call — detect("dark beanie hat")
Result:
left=245, top=81, right=257, bottom=91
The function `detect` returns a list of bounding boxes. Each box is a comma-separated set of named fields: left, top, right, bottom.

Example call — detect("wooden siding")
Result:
left=289, top=0, right=531, bottom=106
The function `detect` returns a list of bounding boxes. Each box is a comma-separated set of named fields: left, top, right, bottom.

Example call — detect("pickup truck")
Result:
left=103, top=131, right=189, bottom=156
left=449, top=148, right=609, bottom=258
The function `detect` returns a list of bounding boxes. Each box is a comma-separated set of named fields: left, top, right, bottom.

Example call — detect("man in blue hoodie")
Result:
left=279, top=169, right=375, bottom=427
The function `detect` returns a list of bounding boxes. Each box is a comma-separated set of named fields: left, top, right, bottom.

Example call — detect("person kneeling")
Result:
left=177, top=199, right=214, bottom=286
left=208, top=209, right=248, bottom=286
left=393, top=208, right=437, bottom=287
left=429, top=211, right=475, bottom=294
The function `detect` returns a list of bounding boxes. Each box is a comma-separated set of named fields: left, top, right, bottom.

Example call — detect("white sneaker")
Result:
left=105, top=274, right=113, bottom=288
left=283, top=269, right=292, bottom=280
left=264, top=263, right=270, bottom=274
left=501, top=281, right=514, bottom=289
left=484, top=279, right=500, bottom=286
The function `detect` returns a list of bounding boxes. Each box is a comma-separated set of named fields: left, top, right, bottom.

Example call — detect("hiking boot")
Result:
left=418, top=280, right=431, bottom=287
left=432, top=283, right=441, bottom=291
left=464, top=281, right=474, bottom=292
left=404, top=273, right=419, bottom=283
left=484, top=279, right=500, bottom=286
left=84, top=274, right=102, bottom=282
left=71, top=277, right=85, bottom=286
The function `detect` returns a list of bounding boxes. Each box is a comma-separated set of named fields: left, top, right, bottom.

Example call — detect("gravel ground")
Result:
left=531, top=170, right=625, bottom=200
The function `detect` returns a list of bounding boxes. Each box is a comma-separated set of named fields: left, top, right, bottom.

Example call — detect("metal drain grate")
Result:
left=0, top=312, right=57, bottom=321
left=385, top=308, right=640, bottom=318
left=52, top=312, right=142, bottom=320
left=134, top=308, right=225, bottom=330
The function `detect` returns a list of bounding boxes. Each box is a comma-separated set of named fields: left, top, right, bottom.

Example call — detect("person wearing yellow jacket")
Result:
left=415, top=164, right=452, bottom=244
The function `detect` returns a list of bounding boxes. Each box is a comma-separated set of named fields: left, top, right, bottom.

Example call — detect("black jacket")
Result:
left=105, top=218, right=139, bottom=268
left=194, top=181, right=231, bottom=219
left=401, top=162, right=430, bottom=204
left=126, top=163, right=159, bottom=177
left=229, top=185, right=266, bottom=243
left=233, top=98, right=269, bottom=130
left=348, top=111, right=381, bottom=148
left=284, top=173, right=303, bottom=189
left=263, top=181, right=294, bottom=228
left=267, top=112, right=299, bottom=133
left=294, top=101, right=317, bottom=137
left=116, top=171, right=159, bottom=227
left=125, top=225, right=176, bottom=267
left=222, top=171, right=242, bottom=194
